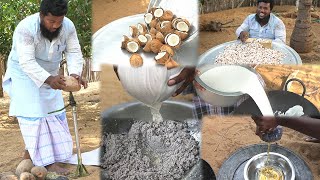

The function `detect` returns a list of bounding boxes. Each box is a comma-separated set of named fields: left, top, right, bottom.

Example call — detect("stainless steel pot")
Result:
left=194, top=64, right=258, bottom=107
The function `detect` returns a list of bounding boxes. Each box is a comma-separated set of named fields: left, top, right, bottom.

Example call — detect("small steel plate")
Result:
left=217, top=144, right=313, bottom=180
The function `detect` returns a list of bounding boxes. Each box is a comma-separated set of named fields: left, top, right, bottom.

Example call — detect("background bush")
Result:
left=0, top=0, right=92, bottom=62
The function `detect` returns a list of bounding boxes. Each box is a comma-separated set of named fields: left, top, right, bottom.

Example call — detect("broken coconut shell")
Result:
left=155, top=32, right=165, bottom=43
left=144, top=33, right=153, bottom=42
left=165, top=58, right=179, bottom=70
left=126, top=39, right=140, bottom=53
left=159, top=10, right=174, bottom=21
left=160, top=21, right=173, bottom=35
left=121, top=35, right=129, bottom=49
left=130, top=53, right=143, bottom=67
left=143, top=40, right=152, bottom=52
left=155, top=51, right=170, bottom=65
left=153, top=7, right=164, bottom=18
left=150, top=39, right=164, bottom=53
left=150, top=27, right=157, bottom=35
left=144, top=13, right=153, bottom=24
left=137, top=34, right=148, bottom=46
left=150, top=19, right=158, bottom=29
left=137, top=23, right=147, bottom=34
left=174, top=30, right=189, bottom=41
left=129, top=26, right=139, bottom=37
left=165, top=33, right=181, bottom=49
left=173, top=19, right=190, bottom=32
left=160, top=45, right=174, bottom=56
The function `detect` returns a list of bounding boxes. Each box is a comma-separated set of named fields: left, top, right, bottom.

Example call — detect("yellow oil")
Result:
left=259, top=143, right=283, bottom=180
left=259, top=166, right=283, bottom=180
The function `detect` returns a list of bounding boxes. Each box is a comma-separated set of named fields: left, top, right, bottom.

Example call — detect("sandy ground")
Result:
left=0, top=82, right=101, bottom=179
left=201, top=116, right=320, bottom=179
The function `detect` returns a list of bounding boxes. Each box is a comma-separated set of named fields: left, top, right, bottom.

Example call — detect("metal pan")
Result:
left=217, top=143, right=313, bottom=180
left=234, top=78, right=319, bottom=116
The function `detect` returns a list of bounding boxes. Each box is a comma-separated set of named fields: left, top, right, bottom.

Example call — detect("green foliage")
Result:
left=0, top=0, right=92, bottom=61
left=0, top=0, right=39, bottom=60
left=67, top=0, right=92, bottom=58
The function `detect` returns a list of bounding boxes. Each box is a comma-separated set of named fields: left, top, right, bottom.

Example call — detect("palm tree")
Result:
left=290, top=0, right=314, bottom=53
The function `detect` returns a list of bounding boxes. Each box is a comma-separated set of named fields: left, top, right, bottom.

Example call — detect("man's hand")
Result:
left=70, top=74, right=88, bottom=89
left=239, top=31, right=249, bottom=42
left=167, top=67, right=195, bottom=97
left=45, top=75, right=66, bottom=90
left=252, top=116, right=278, bottom=133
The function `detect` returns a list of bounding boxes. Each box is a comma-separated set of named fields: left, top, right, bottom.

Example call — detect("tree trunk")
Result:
left=0, top=58, right=4, bottom=98
left=290, top=0, right=314, bottom=53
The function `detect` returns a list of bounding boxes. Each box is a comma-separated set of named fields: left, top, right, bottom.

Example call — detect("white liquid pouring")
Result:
left=199, top=66, right=273, bottom=116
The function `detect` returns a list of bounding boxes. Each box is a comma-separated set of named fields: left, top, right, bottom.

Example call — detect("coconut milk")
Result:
left=149, top=102, right=164, bottom=123
left=199, top=66, right=273, bottom=116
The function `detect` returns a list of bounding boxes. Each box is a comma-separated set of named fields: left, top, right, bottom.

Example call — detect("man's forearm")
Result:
left=277, top=116, right=320, bottom=139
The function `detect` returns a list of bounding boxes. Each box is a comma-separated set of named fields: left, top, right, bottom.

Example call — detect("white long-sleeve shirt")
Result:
left=236, top=13, right=286, bottom=44
left=3, top=12, right=83, bottom=117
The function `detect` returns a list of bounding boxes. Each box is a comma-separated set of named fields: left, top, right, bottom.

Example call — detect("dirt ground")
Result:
left=202, top=116, right=320, bottom=179
left=0, top=82, right=101, bottom=179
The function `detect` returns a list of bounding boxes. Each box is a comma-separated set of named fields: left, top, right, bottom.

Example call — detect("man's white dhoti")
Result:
left=17, top=112, right=73, bottom=166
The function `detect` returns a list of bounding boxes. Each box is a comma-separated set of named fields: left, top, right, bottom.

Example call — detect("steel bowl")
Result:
left=194, top=64, right=258, bottom=107
left=244, top=152, right=295, bottom=180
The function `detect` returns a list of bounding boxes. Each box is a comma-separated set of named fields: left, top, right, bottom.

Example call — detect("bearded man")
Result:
left=3, top=0, right=87, bottom=174
left=236, top=0, right=286, bottom=43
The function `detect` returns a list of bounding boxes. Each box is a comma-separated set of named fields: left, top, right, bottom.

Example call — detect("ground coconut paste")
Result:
left=101, top=120, right=200, bottom=180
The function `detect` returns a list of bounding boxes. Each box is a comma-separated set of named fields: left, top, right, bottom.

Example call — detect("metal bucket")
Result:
left=197, top=40, right=302, bottom=66
left=100, top=100, right=213, bottom=180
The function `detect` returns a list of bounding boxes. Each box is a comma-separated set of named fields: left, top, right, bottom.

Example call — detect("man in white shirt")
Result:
left=3, top=0, right=87, bottom=174
left=236, top=0, right=286, bottom=43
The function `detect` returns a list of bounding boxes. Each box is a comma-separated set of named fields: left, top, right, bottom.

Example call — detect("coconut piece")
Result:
left=19, top=172, right=35, bottom=180
left=150, top=27, right=157, bottom=35
left=165, top=33, right=181, bottom=49
left=130, top=53, right=143, bottom=67
left=155, top=22, right=161, bottom=32
left=129, top=26, right=139, bottom=37
left=150, top=39, right=164, bottom=53
left=155, top=51, right=170, bottom=65
left=153, top=7, right=164, bottom=18
left=155, top=32, right=165, bottom=43
left=176, top=20, right=190, bottom=32
left=121, top=35, right=129, bottom=49
left=144, top=13, right=153, bottom=24
left=174, top=30, right=189, bottom=41
left=150, top=19, right=158, bottom=29
left=160, top=10, right=174, bottom=21
left=165, top=58, right=179, bottom=70
left=144, top=33, right=153, bottom=41
left=160, top=45, right=174, bottom=56
left=143, top=40, right=152, bottom=52
left=137, top=34, right=148, bottom=46
left=63, top=76, right=81, bottom=92
left=126, top=39, right=140, bottom=53
left=15, top=160, right=34, bottom=177
left=172, top=17, right=183, bottom=28
left=137, top=23, right=147, bottom=34
left=30, top=166, right=47, bottom=180
left=159, top=21, right=173, bottom=35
